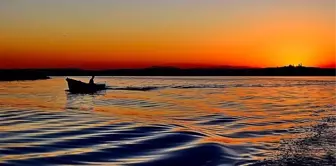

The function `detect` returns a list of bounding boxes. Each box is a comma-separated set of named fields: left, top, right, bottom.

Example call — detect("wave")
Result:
left=0, top=109, right=242, bottom=166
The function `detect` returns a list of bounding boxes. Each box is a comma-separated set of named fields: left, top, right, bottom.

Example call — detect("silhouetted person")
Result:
left=89, top=76, right=95, bottom=84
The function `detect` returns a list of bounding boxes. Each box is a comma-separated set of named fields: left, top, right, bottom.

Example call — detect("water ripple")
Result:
left=1, top=76, right=335, bottom=165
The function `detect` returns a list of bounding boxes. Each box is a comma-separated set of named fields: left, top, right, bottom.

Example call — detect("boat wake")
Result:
left=105, top=80, right=336, bottom=91
left=252, top=116, right=336, bottom=165
left=107, top=86, right=161, bottom=91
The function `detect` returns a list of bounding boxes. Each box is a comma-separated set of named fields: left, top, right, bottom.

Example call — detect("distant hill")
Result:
left=0, top=66, right=335, bottom=80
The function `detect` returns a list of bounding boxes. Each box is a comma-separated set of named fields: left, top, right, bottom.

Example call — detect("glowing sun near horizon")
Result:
left=257, top=30, right=335, bottom=68
left=274, top=45, right=318, bottom=67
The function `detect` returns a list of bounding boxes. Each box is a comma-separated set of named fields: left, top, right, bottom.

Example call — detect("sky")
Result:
left=0, top=0, right=335, bottom=69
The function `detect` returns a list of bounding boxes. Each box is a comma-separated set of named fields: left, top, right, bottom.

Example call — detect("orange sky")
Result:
left=0, top=1, right=335, bottom=69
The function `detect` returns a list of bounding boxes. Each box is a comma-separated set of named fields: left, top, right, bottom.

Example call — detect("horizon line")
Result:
left=1, top=65, right=335, bottom=70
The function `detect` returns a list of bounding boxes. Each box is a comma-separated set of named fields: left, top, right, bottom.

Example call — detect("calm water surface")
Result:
left=1, top=77, right=335, bottom=165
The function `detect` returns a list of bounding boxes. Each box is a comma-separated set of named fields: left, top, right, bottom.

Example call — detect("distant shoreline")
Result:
left=0, top=70, right=50, bottom=81
left=0, top=66, right=335, bottom=81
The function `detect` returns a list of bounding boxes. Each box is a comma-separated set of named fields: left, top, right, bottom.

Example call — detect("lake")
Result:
left=1, top=76, right=335, bottom=165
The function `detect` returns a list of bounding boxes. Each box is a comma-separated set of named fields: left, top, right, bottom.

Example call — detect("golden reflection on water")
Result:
left=0, top=76, right=335, bottom=164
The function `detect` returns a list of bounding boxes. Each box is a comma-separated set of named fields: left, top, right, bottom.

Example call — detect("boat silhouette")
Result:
left=66, top=78, right=106, bottom=93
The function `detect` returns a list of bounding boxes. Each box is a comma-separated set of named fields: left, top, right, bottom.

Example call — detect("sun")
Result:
left=272, top=44, right=317, bottom=67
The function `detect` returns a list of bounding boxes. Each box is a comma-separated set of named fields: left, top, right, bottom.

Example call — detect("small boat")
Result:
left=66, top=78, right=107, bottom=93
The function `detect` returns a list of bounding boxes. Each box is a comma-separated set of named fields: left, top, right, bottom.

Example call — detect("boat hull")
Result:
left=66, top=78, right=106, bottom=93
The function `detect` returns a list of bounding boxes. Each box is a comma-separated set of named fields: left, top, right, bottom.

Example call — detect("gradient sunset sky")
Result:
left=0, top=0, right=335, bottom=69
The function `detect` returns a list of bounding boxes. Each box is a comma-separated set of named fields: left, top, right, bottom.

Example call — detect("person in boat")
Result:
left=89, top=76, right=95, bottom=85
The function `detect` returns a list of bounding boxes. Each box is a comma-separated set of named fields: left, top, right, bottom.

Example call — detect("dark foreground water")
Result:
left=0, top=77, right=335, bottom=166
